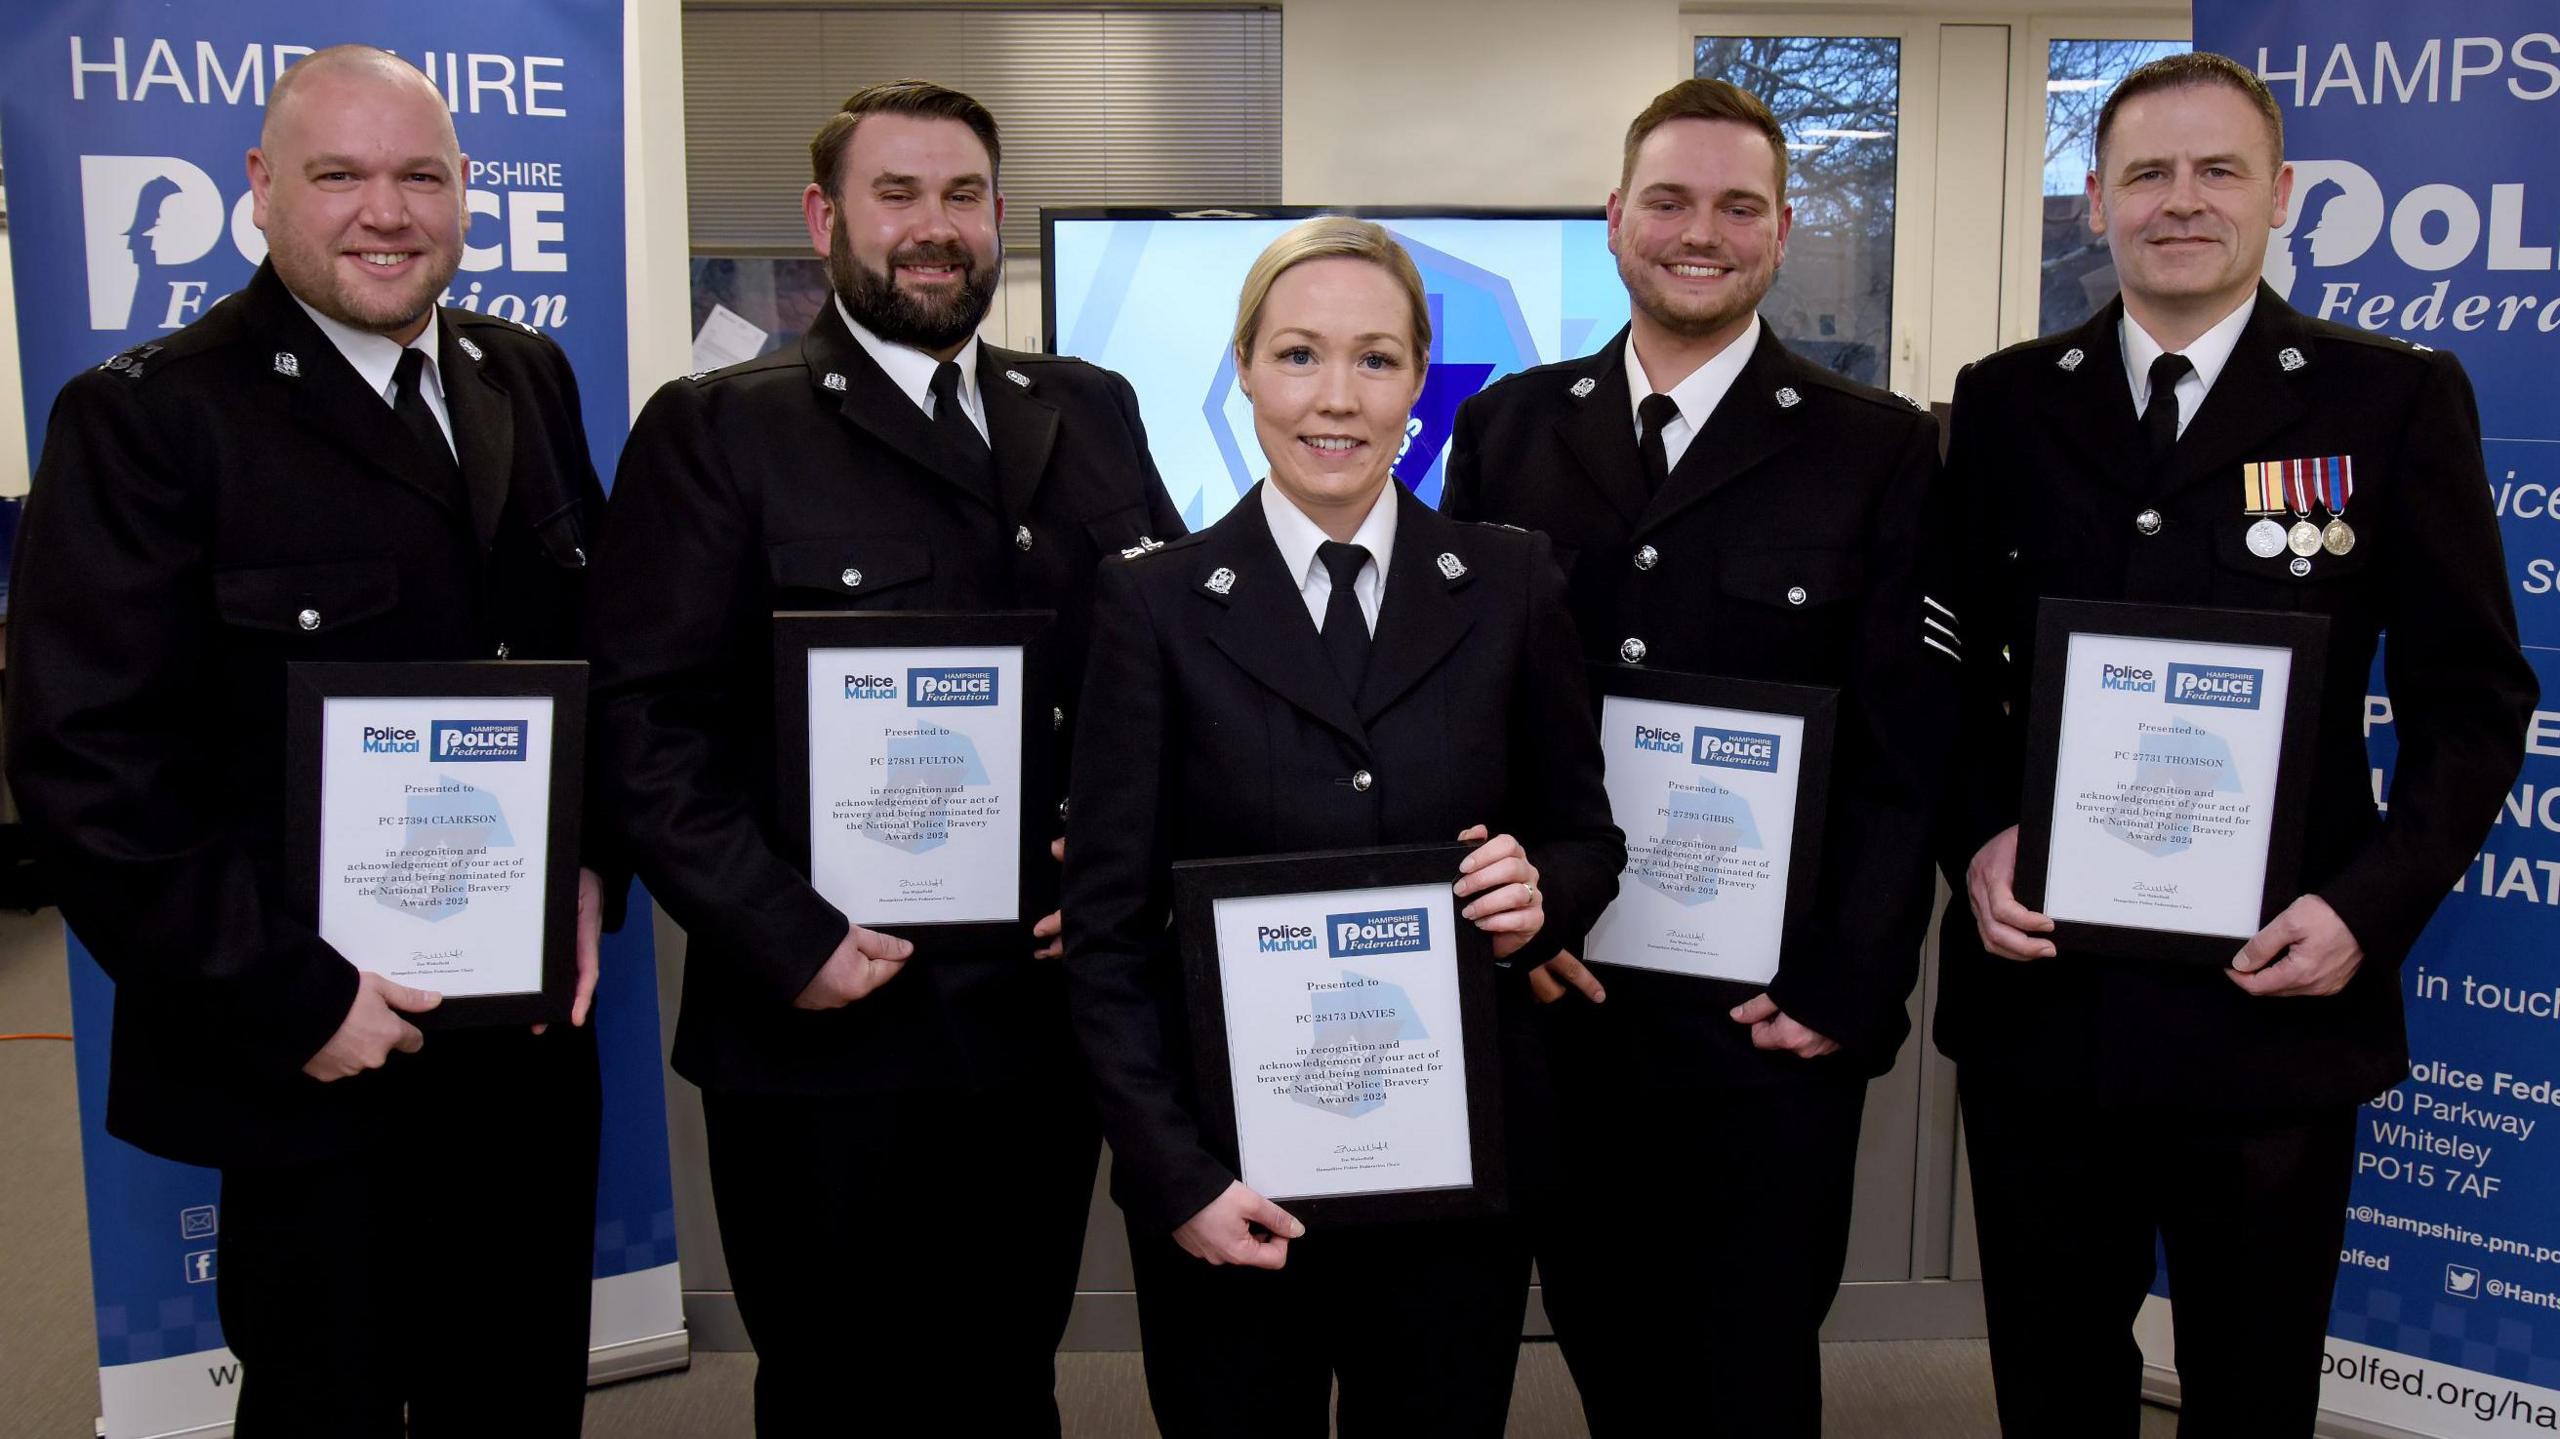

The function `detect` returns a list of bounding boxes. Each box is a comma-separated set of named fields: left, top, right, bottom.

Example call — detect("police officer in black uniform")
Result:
left=7, top=47, right=611, bottom=1436
left=1442, top=79, right=1953, bottom=1437
left=1940, top=54, right=2535, bottom=1437
left=1065, top=216, right=1624, bottom=1437
left=586, top=81, right=1180, bottom=1435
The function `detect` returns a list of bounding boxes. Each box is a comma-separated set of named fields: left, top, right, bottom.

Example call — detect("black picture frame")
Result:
left=2014, top=599, right=2330, bottom=965
left=1585, top=664, right=1838, bottom=983
left=773, top=610, right=1057, bottom=951
left=283, top=661, right=587, bottom=1029
left=1174, top=842, right=1507, bottom=1229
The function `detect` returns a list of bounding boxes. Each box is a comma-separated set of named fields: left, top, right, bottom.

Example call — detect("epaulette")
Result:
left=97, top=340, right=167, bottom=381
left=1118, top=528, right=1210, bottom=563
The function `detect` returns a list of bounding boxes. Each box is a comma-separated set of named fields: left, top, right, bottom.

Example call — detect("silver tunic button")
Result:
left=1633, top=545, right=1660, bottom=571
left=1351, top=769, right=1374, bottom=793
left=1620, top=637, right=1647, bottom=664
left=841, top=567, right=863, bottom=588
left=495, top=641, right=511, bottom=659
left=1786, top=585, right=1808, bottom=606
left=1052, top=706, right=1066, bottom=732
left=1057, top=798, right=1071, bottom=821
left=297, top=608, right=321, bottom=632
left=2135, top=509, right=2164, bottom=536
left=1015, top=525, right=1035, bottom=552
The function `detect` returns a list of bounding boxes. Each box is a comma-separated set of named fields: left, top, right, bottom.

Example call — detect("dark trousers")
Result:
left=702, top=1078, right=1100, bottom=1437
left=1128, top=1212, right=1531, bottom=1438
left=1538, top=1072, right=1868, bottom=1438
left=1961, top=1071, right=2358, bottom=1439
left=217, top=1024, right=600, bottom=1438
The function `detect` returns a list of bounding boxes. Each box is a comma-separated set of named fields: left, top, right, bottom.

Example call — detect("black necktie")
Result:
left=930, top=360, right=993, bottom=483
left=2143, top=352, right=2194, bottom=461
left=391, top=347, right=460, bottom=486
left=1638, top=392, right=1680, bottom=494
left=1317, top=540, right=1373, bottom=697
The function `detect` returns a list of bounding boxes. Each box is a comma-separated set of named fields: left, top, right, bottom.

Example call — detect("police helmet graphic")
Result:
left=81, top=155, right=230, bottom=330
left=2262, top=160, right=2384, bottom=301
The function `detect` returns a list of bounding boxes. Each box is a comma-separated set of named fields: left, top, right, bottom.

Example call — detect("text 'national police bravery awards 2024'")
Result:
left=2196, top=3, right=2560, bottom=1434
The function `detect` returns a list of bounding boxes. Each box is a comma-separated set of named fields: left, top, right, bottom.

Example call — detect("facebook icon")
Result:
left=183, top=1249, right=217, bottom=1285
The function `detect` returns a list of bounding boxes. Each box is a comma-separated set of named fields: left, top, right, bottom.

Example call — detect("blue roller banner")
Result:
left=2186, top=4, right=2560, bottom=1434
left=0, top=4, right=681, bottom=1435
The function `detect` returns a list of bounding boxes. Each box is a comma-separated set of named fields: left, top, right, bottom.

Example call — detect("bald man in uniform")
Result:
left=9, top=47, right=611, bottom=1436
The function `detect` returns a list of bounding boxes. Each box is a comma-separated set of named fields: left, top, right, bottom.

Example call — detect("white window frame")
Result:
left=1998, top=14, right=2193, bottom=347
left=1689, top=13, right=1937, bottom=399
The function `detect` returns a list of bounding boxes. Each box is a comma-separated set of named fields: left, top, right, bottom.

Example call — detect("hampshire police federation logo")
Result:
left=430, top=720, right=529, bottom=762
left=907, top=667, right=999, bottom=707
left=1325, top=907, right=1431, bottom=959
left=2165, top=664, right=2264, bottom=710
left=1690, top=727, right=1783, bottom=773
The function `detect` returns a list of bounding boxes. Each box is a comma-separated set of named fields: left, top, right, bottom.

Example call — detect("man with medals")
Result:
left=1441, top=79, right=1955, bottom=1436
left=1941, top=53, right=2534, bottom=1435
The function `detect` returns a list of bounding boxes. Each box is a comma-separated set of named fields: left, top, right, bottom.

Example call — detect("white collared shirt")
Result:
left=292, top=297, right=453, bottom=457
left=1261, top=478, right=1398, bottom=636
left=1625, top=315, right=1762, bottom=473
left=2121, top=295, right=2256, bottom=441
left=834, top=294, right=989, bottom=444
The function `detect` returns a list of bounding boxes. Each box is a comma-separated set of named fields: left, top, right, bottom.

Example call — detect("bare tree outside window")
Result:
left=2040, top=39, right=2188, bottom=334
left=1695, top=36, right=1900, bottom=387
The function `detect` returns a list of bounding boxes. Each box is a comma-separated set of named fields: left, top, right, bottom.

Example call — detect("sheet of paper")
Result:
left=690, top=302, right=769, bottom=373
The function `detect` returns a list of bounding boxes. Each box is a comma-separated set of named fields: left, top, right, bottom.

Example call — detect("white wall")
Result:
left=0, top=225, right=26, bottom=497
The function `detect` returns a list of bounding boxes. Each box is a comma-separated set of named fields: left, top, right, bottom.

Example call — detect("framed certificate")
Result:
left=774, top=611, right=1055, bottom=947
left=1175, top=843, right=1505, bottom=1228
left=2016, top=599, right=2329, bottom=964
left=284, top=662, right=586, bottom=1028
left=1582, top=667, right=1836, bottom=985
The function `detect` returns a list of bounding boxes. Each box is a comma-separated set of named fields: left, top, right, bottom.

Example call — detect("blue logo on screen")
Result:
left=1257, top=924, right=1319, bottom=953
left=1632, top=725, right=1685, bottom=754
left=844, top=673, right=897, bottom=700
left=2100, top=664, right=2157, bottom=694
left=908, top=667, right=998, bottom=707
left=1691, top=727, right=1782, bottom=773
left=1326, top=908, right=1430, bottom=958
left=361, top=725, right=420, bottom=754
left=2166, top=665, right=2264, bottom=710
left=431, top=720, right=528, bottom=762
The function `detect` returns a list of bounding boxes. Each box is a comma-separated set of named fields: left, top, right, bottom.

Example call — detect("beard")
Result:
left=1616, top=245, right=1775, bottom=341
left=830, top=219, right=1000, bottom=352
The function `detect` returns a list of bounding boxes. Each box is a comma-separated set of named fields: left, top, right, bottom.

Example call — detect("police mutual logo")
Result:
left=2165, top=665, right=2264, bottom=710
left=1690, top=727, right=1782, bottom=773
left=1632, top=725, right=1685, bottom=754
left=2100, top=663, right=2158, bottom=694
left=1326, top=908, right=1431, bottom=959
left=431, top=720, right=529, bottom=762
left=907, top=667, right=998, bottom=707
left=843, top=673, right=897, bottom=700
left=1258, top=924, right=1318, bottom=953
left=361, top=725, right=421, bottom=755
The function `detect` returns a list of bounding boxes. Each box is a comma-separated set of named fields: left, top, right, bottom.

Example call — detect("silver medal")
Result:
left=2246, top=519, right=2288, bottom=558
left=2287, top=520, right=2324, bottom=557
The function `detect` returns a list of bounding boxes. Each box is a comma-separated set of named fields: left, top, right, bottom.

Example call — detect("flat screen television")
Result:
left=1043, top=208, right=1630, bottom=526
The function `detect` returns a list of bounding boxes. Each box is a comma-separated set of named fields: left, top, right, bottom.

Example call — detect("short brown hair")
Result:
left=810, top=79, right=1002, bottom=196
left=2096, top=52, right=2284, bottom=173
left=1232, top=217, right=1433, bottom=371
left=1621, top=78, right=1787, bottom=199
